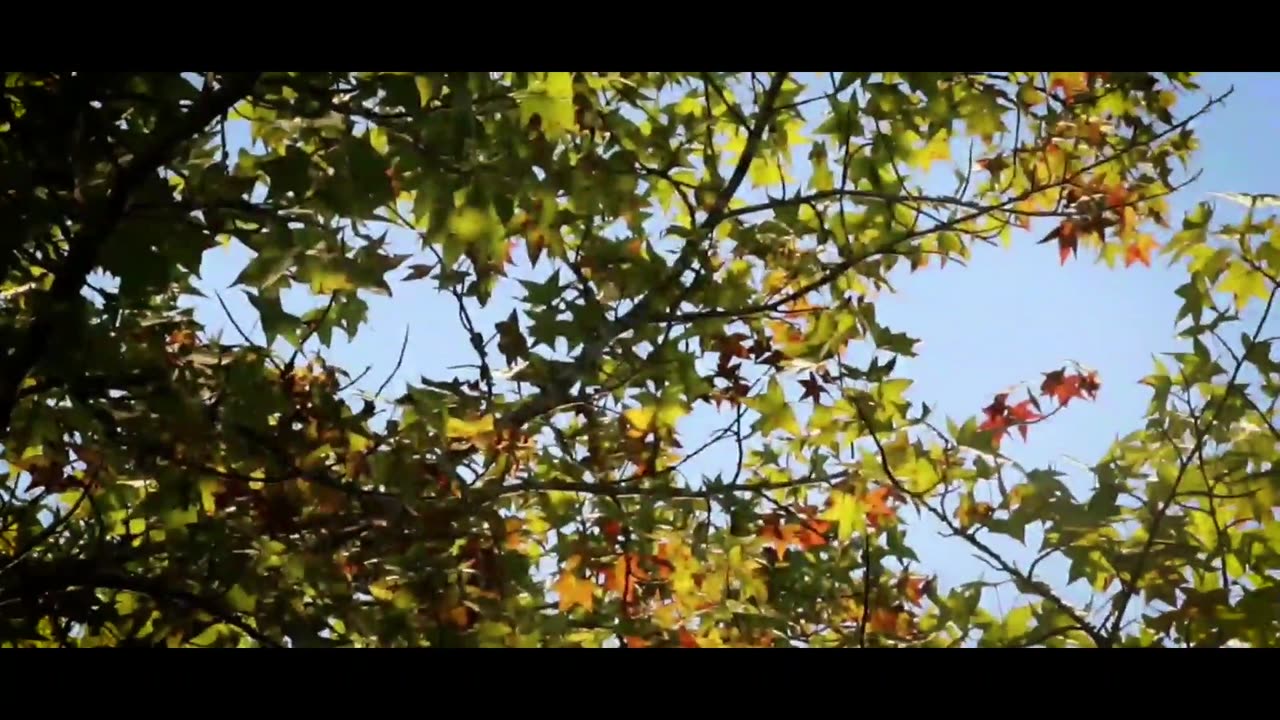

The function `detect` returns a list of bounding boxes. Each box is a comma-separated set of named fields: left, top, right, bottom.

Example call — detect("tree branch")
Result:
left=0, top=72, right=262, bottom=435
left=494, top=73, right=790, bottom=439
left=1105, top=280, right=1280, bottom=644
left=850, top=400, right=1108, bottom=647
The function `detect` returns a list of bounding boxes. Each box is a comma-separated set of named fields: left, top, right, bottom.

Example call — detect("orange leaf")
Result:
left=1124, top=235, right=1158, bottom=268
left=603, top=553, right=649, bottom=604
left=1058, top=221, right=1078, bottom=265
left=900, top=576, right=932, bottom=607
left=1049, top=73, right=1089, bottom=102
left=1105, top=185, right=1130, bottom=210
left=865, top=487, right=898, bottom=529
left=625, top=636, right=651, bottom=648
left=868, top=607, right=903, bottom=637
left=678, top=628, right=700, bottom=648
left=446, top=604, right=472, bottom=629
left=553, top=556, right=596, bottom=612
left=787, top=520, right=831, bottom=549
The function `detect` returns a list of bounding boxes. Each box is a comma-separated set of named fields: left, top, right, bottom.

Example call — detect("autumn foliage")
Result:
left=2, top=72, right=1277, bottom=648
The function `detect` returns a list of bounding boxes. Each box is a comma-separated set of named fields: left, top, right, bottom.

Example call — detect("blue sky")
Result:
left=187, top=72, right=1280, bottom=631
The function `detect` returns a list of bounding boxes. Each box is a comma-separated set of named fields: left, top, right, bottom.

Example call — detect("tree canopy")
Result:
left=2, top=71, right=1276, bottom=648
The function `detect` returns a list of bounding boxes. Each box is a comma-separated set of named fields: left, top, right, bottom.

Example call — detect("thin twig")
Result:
left=375, top=326, right=411, bottom=400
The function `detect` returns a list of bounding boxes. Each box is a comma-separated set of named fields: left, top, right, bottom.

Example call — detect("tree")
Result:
left=0, top=71, right=1270, bottom=648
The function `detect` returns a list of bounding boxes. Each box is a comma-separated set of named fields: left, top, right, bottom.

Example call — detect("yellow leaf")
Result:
left=911, top=130, right=952, bottom=172
left=446, top=414, right=495, bottom=440
left=624, top=406, right=656, bottom=437
left=553, top=556, right=596, bottom=612
left=369, top=580, right=396, bottom=602
left=749, top=156, right=785, bottom=189
left=369, top=125, right=389, bottom=155
left=415, top=76, right=434, bottom=108
left=162, top=506, right=199, bottom=529
left=199, top=479, right=219, bottom=515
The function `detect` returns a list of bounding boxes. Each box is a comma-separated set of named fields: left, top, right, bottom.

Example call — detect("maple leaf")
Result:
left=1105, top=184, right=1130, bottom=210
left=553, top=556, right=596, bottom=612
left=1040, top=369, right=1080, bottom=406
left=600, top=519, right=623, bottom=541
left=788, top=519, right=831, bottom=549
left=865, top=487, right=899, bottom=529
left=868, top=607, right=905, bottom=637
left=956, top=498, right=995, bottom=530
left=899, top=575, right=933, bottom=607
left=979, top=411, right=1010, bottom=446
left=977, top=155, right=1009, bottom=176
left=759, top=517, right=789, bottom=557
left=678, top=628, right=700, bottom=648
left=799, top=373, right=828, bottom=404
left=503, top=517, right=526, bottom=551
left=651, top=545, right=676, bottom=581
left=442, top=603, right=472, bottom=629
left=761, top=512, right=830, bottom=555
left=1077, top=370, right=1102, bottom=400
left=625, top=636, right=651, bottom=648
left=979, top=393, right=1016, bottom=445
left=1124, top=234, right=1158, bottom=268
left=1006, top=399, right=1042, bottom=440
left=982, top=393, right=1009, bottom=422
left=716, top=332, right=751, bottom=360
left=495, top=310, right=529, bottom=365
left=1058, top=221, right=1079, bottom=264
left=1049, top=72, right=1089, bottom=102
left=602, top=553, right=649, bottom=604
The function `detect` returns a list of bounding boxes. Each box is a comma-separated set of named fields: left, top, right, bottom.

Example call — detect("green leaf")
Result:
left=518, top=72, right=576, bottom=140
left=245, top=292, right=301, bottom=347
left=1004, top=605, right=1034, bottom=640
left=746, top=378, right=801, bottom=437
left=1217, top=262, right=1271, bottom=312
left=226, top=585, right=257, bottom=613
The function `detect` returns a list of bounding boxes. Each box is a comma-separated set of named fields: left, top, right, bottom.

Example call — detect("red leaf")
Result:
left=1007, top=399, right=1042, bottom=440
left=1041, top=369, right=1100, bottom=407
left=601, top=519, right=623, bottom=541
left=979, top=412, right=1010, bottom=446
left=1078, top=370, right=1102, bottom=400
left=1040, top=369, right=1072, bottom=405
left=717, top=333, right=751, bottom=360
left=982, top=393, right=1009, bottom=421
